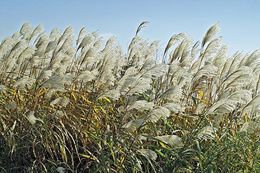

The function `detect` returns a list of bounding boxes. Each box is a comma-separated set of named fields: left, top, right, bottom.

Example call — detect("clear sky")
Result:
left=0, top=0, right=259, bottom=54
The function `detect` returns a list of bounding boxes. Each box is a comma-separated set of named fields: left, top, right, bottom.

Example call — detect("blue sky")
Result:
left=0, top=0, right=259, bottom=54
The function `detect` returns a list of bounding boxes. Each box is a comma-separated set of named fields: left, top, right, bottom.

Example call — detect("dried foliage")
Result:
left=0, top=22, right=259, bottom=172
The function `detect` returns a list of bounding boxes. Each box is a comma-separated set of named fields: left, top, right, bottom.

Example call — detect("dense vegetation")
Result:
left=0, top=22, right=259, bottom=173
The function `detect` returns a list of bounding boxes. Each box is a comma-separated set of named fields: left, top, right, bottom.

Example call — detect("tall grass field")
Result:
left=0, top=22, right=259, bottom=172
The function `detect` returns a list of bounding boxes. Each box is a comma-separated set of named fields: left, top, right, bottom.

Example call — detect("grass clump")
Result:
left=0, top=22, right=259, bottom=172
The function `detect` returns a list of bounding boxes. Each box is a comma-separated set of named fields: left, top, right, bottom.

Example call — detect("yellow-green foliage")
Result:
left=0, top=23, right=259, bottom=172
